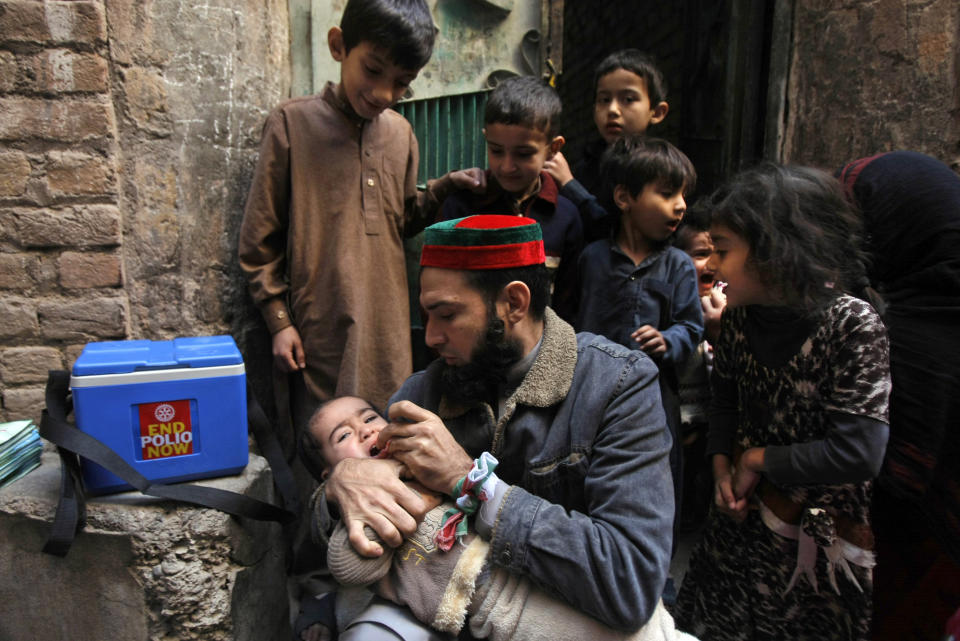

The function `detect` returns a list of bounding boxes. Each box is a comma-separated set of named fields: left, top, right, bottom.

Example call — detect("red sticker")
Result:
left=138, top=399, right=194, bottom=460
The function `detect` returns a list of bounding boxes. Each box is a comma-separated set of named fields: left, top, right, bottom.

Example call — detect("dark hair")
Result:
left=461, top=264, right=552, bottom=321
left=601, top=135, right=696, bottom=199
left=673, top=199, right=711, bottom=252
left=709, top=162, right=869, bottom=310
left=340, top=0, right=436, bottom=71
left=594, top=49, right=667, bottom=106
left=484, top=75, right=562, bottom=139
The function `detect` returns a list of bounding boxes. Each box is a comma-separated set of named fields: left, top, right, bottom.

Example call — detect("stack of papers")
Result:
left=0, top=420, right=42, bottom=490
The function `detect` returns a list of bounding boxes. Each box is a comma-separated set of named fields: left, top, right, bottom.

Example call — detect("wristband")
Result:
left=435, top=452, right=499, bottom=551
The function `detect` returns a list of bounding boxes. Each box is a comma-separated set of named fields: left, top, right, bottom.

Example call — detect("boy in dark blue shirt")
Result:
left=576, top=136, right=702, bottom=367
left=576, top=136, right=702, bottom=560
left=440, top=76, right=583, bottom=322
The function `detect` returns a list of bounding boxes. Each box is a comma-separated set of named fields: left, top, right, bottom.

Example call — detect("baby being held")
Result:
left=303, top=396, right=696, bottom=641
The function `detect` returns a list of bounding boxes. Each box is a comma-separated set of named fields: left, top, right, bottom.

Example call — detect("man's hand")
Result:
left=325, top=457, right=427, bottom=557
left=631, top=325, right=667, bottom=357
left=448, top=167, right=487, bottom=193
left=382, top=400, right=474, bottom=495
left=701, top=288, right=727, bottom=344
left=543, top=151, right=574, bottom=188
left=273, top=325, right=305, bottom=371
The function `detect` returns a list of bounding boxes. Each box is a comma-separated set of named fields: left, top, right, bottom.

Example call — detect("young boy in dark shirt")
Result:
left=576, top=135, right=703, bottom=562
left=546, top=49, right=669, bottom=242
left=440, top=76, right=583, bottom=322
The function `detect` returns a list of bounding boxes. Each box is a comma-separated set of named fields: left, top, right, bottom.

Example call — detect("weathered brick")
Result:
left=18, top=205, right=121, bottom=248
left=0, top=253, right=38, bottom=289
left=0, top=151, right=31, bottom=197
left=0, top=98, right=114, bottom=142
left=42, top=50, right=110, bottom=94
left=0, top=50, right=108, bottom=95
left=1, top=385, right=46, bottom=421
left=0, top=1, right=106, bottom=46
left=46, top=150, right=117, bottom=198
left=38, top=296, right=127, bottom=340
left=0, top=297, right=39, bottom=339
left=0, top=346, right=63, bottom=384
left=64, top=343, right=85, bottom=370
left=0, top=51, right=15, bottom=92
left=59, top=251, right=122, bottom=288
left=0, top=210, right=14, bottom=245
left=122, top=66, right=172, bottom=136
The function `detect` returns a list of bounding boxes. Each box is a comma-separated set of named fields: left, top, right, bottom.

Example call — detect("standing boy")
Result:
left=239, top=0, right=472, bottom=418
left=546, top=49, right=669, bottom=241
left=576, top=136, right=703, bottom=556
left=439, top=76, right=583, bottom=322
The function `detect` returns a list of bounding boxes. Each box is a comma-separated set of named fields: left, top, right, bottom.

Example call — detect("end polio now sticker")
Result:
left=138, top=400, right=194, bottom=460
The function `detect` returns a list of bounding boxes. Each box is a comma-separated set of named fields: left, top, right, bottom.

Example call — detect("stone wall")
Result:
left=0, top=0, right=289, bottom=423
left=784, top=0, right=960, bottom=170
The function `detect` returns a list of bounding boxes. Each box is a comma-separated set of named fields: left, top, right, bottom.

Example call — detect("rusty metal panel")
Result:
left=395, top=91, right=489, bottom=182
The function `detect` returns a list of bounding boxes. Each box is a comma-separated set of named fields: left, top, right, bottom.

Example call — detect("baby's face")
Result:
left=683, top=230, right=718, bottom=297
left=311, top=397, right=388, bottom=467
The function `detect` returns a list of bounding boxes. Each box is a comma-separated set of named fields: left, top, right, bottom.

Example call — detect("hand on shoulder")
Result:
left=448, top=167, right=487, bottom=193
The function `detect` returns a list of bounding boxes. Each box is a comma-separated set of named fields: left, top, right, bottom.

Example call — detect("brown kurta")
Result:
left=239, top=82, right=448, bottom=409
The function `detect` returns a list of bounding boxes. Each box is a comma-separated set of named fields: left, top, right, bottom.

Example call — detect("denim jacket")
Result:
left=389, top=308, right=674, bottom=631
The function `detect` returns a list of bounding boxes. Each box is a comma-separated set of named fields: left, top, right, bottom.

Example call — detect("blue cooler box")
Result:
left=70, top=335, right=248, bottom=494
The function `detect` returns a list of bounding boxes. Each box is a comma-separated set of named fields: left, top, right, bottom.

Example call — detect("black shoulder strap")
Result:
left=39, top=370, right=297, bottom=556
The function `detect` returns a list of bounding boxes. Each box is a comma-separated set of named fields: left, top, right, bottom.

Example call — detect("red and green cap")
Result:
left=420, top=215, right=545, bottom=270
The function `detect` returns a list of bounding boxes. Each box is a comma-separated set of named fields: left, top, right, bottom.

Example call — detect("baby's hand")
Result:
left=544, top=151, right=574, bottom=187
left=631, top=325, right=667, bottom=357
left=449, top=167, right=486, bottom=193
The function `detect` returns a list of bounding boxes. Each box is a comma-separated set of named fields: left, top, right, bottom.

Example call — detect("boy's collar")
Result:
left=324, top=81, right=367, bottom=127
left=485, top=171, right=559, bottom=209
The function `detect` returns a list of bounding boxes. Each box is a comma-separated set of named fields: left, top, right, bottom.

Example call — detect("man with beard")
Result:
left=319, top=215, right=674, bottom=637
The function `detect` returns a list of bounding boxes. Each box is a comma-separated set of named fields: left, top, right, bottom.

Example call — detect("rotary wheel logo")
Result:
left=154, top=404, right=176, bottom=422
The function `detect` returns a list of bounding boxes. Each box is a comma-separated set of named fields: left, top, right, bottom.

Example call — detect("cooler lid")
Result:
left=72, top=335, right=243, bottom=376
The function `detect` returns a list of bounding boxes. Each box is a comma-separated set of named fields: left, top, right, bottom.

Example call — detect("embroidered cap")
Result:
left=420, top=215, right=545, bottom=270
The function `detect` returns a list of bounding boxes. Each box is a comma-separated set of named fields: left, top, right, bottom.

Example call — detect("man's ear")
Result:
left=613, top=184, right=633, bottom=213
left=547, top=135, right=565, bottom=159
left=499, top=281, right=531, bottom=325
left=649, top=101, right=669, bottom=125
left=328, top=26, right=345, bottom=62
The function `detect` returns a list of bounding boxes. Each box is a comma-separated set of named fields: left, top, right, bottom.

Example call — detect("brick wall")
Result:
left=0, top=1, right=121, bottom=419
left=0, top=0, right=290, bottom=425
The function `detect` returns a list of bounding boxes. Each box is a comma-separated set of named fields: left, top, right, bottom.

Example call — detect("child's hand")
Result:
left=449, top=167, right=487, bottom=193
left=544, top=151, right=574, bottom=187
left=272, top=325, right=305, bottom=371
left=701, top=288, right=727, bottom=344
left=631, top=325, right=667, bottom=357
left=712, top=454, right=748, bottom=522
left=300, top=623, right=332, bottom=641
left=732, top=447, right=763, bottom=502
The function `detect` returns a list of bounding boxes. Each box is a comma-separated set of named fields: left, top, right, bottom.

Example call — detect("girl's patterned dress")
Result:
left=672, top=295, right=890, bottom=640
